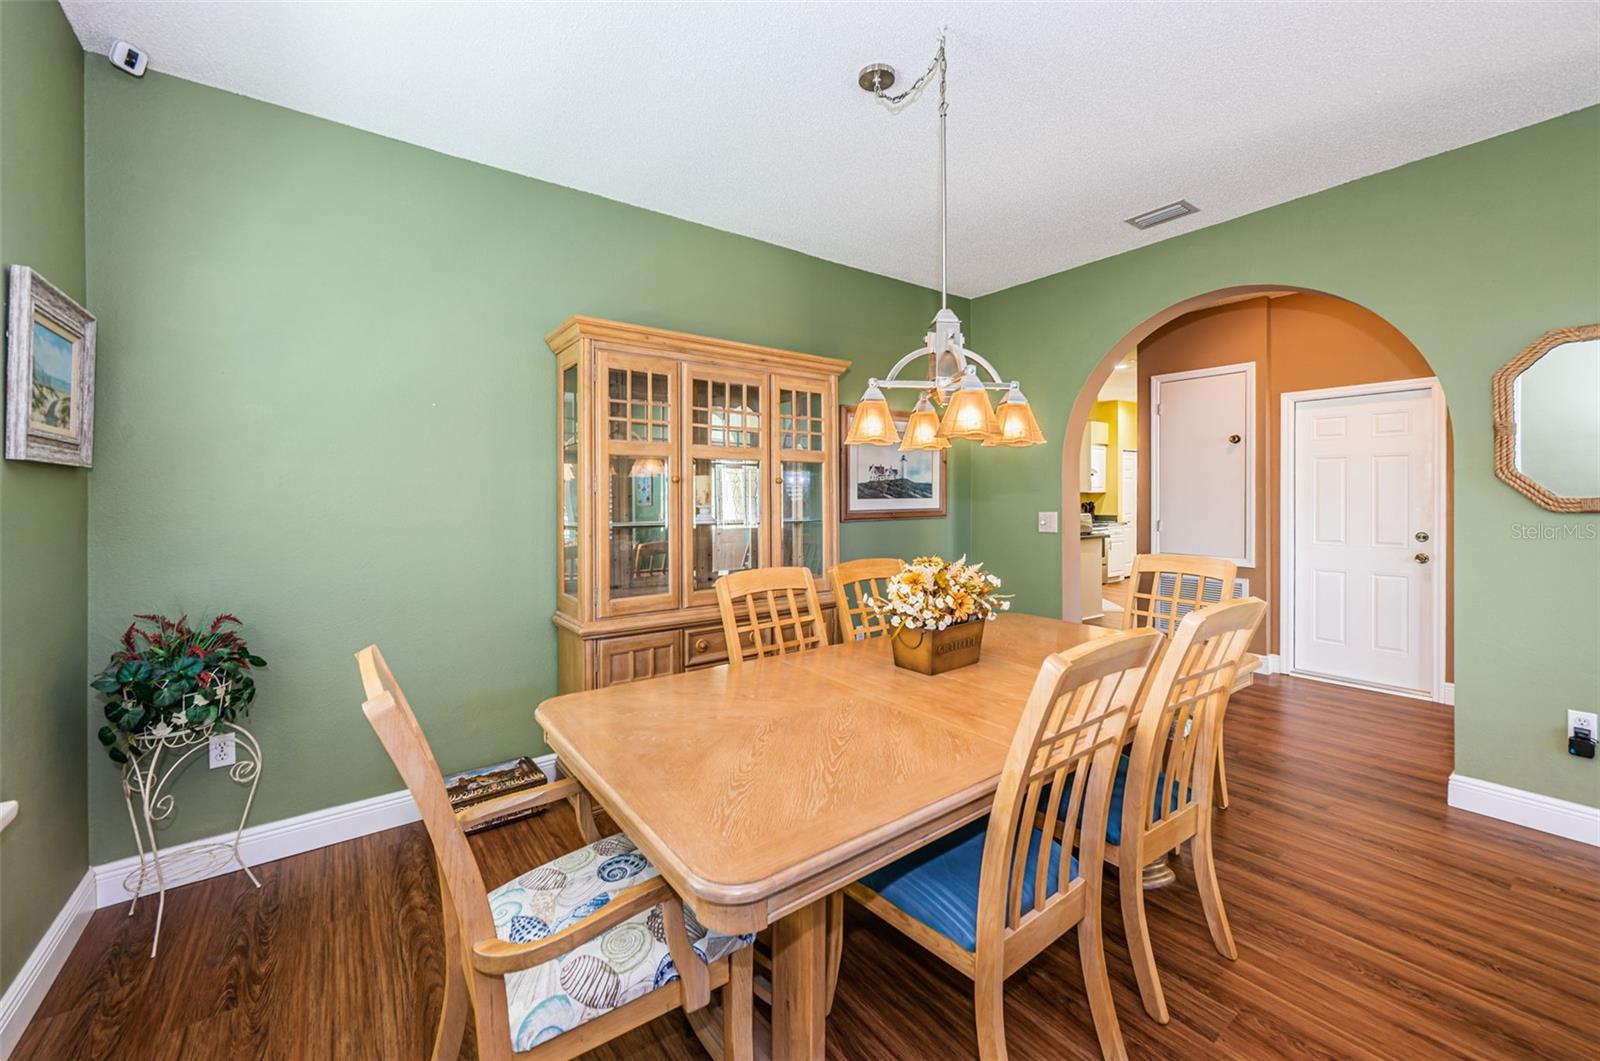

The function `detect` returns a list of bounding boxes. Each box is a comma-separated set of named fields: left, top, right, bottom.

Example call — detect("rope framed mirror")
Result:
left=1491, top=323, right=1600, bottom=512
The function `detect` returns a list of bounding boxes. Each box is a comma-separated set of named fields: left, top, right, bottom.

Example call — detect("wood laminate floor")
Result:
left=14, top=675, right=1599, bottom=1059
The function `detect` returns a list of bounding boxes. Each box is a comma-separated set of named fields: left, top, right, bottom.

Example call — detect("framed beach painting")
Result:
left=839, top=404, right=948, bottom=521
left=6, top=266, right=96, bottom=466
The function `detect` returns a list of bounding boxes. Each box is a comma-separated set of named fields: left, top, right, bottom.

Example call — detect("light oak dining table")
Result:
left=535, top=611, right=1258, bottom=1060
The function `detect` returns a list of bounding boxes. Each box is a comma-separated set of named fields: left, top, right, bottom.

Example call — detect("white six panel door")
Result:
left=1292, top=389, right=1437, bottom=694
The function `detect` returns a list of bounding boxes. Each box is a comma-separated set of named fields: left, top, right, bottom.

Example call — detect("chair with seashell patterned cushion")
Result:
left=356, top=644, right=755, bottom=1061
left=489, top=832, right=753, bottom=1051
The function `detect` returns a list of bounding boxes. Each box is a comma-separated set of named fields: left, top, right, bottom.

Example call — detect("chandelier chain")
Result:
left=867, top=33, right=949, bottom=308
left=866, top=35, right=945, bottom=107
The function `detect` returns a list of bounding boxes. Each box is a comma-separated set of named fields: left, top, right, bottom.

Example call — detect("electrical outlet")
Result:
left=209, top=732, right=236, bottom=769
left=1568, top=710, right=1598, bottom=739
left=1038, top=511, right=1059, bottom=534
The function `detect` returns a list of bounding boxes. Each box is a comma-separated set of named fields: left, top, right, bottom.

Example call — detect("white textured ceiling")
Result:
left=60, top=1, right=1600, bottom=297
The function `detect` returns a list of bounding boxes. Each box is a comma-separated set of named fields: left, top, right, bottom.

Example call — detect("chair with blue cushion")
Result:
left=1120, top=553, right=1245, bottom=809
left=355, top=645, right=754, bottom=1061
left=846, top=628, right=1165, bottom=1061
left=1109, top=597, right=1266, bottom=1026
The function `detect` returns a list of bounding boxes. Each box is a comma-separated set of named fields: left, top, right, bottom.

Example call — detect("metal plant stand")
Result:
left=120, top=720, right=263, bottom=957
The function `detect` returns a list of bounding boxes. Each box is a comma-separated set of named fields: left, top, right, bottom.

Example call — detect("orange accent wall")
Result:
left=1135, top=294, right=1454, bottom=676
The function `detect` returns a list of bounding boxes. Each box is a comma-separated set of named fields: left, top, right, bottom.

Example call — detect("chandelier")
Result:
left=844, top=32, right=1045, bottom=452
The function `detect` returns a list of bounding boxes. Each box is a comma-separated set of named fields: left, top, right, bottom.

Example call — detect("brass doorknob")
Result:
left=1227, top=434, right=1242, bottom=444
left=1414, top=553, right=1431, bottom=564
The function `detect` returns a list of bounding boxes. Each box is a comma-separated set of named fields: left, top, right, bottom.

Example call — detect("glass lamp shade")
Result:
left=628, top=456, right=666, bottom=478
left=845, top=384, right=901, bottom=446
left=899, top=395, right=950, bottom=451
left=937, top=375, right=998, bottom=440
left=992, top=386, right=1046, bottom=446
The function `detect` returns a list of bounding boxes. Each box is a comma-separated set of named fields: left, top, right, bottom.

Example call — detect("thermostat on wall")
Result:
left=109, top=40, right=148, bottom=77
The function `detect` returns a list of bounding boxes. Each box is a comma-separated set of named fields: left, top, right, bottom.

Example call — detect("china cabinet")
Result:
left=549, top=317, right=848, bottom=692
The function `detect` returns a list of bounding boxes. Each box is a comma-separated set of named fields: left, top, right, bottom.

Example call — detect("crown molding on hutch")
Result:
left=546, top=316, right=853, bottom=378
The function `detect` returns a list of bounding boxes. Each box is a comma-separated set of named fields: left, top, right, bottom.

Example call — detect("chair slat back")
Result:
left=1121, top=554, right=1240, bottom=635
left=978, top=629, right=1164, bottom=947
left=1124, top=599, right=1266, bottom=842
left=355, top=646, right=494, bottom=946
left=634, top=539, right=668, bottom=577
left=715, top=566, right=830, bottom=671
left=829, top=557, right=903, bottom=640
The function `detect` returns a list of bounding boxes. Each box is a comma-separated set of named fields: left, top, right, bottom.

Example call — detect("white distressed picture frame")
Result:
left=5, top=265, right=96, bottom=466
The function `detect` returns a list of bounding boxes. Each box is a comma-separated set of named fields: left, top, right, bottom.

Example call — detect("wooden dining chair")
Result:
left=714, top=566, right=829, bottom=671
left=829, top=557, right=903, bottom=640
left=1119, top=554, right=1240, bottom=635
left=355, top=645, right=755, bottom=1061
left=1120, top=553, right=1244, bottom=809
left=846, top=628, right=1166, bottom=1060
left=713, top=565, right=848, bottom=1012
left=1106, top=597, right=1266, bottom=1025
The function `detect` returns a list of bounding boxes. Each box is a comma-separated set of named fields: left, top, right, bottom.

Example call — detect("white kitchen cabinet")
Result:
left=1105, top=523, right=1134, bottom=580
left=1087, top=444, right=1108, bottom=492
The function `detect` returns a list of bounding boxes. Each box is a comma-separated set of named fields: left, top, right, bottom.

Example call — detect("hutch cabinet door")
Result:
left=772, top=375, right=836, bottom=579
left=593, top=631, right=680, bottom=687
left=682, top=365, right=769, bottom=607
left=596, top=349, right=680, bottom=617
left=556, top=351, right=584, bottom=617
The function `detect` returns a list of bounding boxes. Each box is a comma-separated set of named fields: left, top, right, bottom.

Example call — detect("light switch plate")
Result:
left=1038, top=511, right=1059, bottom=534
left=1569, top=710, right=1598, bottom=739
left=209, top=732, right=236, bottom=769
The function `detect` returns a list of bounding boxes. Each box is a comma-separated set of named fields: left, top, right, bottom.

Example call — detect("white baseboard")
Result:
left=1440, top=682, right=1455, bottom=706
left=1447, top=774, right=1600, bottom=847
left=1259, top=654, right=1281, bottom=676
left=93, top=753, right=557, bottom=909
left=0, top=869, right=95, bottom=1059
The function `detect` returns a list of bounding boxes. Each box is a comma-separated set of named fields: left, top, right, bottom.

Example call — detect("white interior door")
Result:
left=1291, top=388, right=1438, bottom=695
left=1151, top=364, right=1254, bottom=565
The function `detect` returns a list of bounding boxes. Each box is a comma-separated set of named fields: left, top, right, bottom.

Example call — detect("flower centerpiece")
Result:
left=90, top=614, right=267, bottom=763
left=870, top=555, right=1009, bottom=674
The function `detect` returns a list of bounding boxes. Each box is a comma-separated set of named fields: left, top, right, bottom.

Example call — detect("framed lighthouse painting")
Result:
left=839, top=405, right=948, bottom=521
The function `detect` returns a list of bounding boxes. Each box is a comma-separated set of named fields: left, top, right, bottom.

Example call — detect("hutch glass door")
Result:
left=559, top=361, right=581, bottom=602
left=599, top=351, right=678, bottom=615
left=685, top=368, right=766, bottom=605
left=775, top=378, right=830, bottom=577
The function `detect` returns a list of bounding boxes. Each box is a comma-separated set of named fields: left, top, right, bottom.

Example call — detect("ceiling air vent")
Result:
left=1125, top=200, right=1198, bottom=230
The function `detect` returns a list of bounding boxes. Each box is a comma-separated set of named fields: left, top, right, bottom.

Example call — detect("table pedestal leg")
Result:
left=1141, top=853, right=1177, bottom=888
left=771, top=899, right=828, bottom=1061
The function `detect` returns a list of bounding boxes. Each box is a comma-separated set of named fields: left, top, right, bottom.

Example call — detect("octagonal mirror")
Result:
left=1492, top=324, right=1599, bottom=512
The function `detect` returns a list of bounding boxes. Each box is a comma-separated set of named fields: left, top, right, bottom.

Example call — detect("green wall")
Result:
left=70, top=51, right=1600, bottom=866
left=82, top=64, right=967, bottom=860
left=966, top=106, right=1600, bottom=809
left=0, top=0, right=90, bottom=991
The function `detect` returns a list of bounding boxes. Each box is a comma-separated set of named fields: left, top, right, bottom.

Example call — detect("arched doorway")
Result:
left=1061, top=286, right=1454, bottom=701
